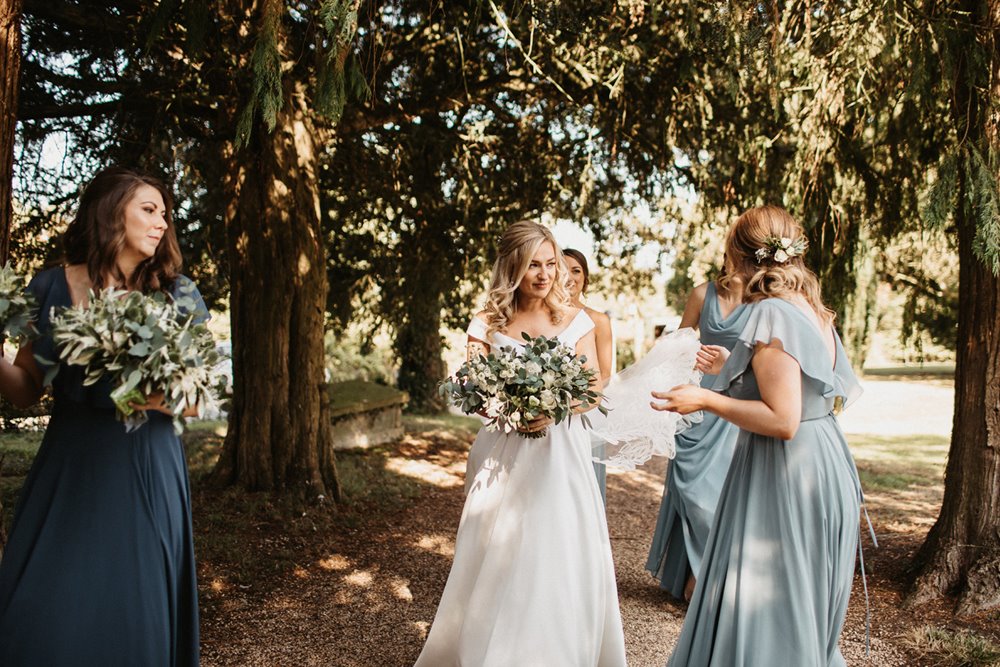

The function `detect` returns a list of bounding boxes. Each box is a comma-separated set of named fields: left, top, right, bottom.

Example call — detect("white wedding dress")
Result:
left=415, top=310, right=627, bottom=667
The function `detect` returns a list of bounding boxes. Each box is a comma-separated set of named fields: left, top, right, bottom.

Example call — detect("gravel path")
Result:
left=200, top=379, right=967, bottom=666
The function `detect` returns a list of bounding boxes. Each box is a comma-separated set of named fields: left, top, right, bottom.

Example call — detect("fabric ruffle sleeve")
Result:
left=466, top=316, right=489, bottom=343
left=711, top=299, right=863, bottom=410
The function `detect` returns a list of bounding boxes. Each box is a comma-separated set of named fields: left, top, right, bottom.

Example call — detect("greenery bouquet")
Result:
left=0, top=264, right=38, bottom=344
left=49, top=283, right=226, bottom=434
left=440, top=333, right=606, bottom=439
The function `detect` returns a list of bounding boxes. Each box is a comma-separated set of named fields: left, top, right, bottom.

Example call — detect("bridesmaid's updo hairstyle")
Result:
left=483, top=220, right=571, bottom=338
left=721, top=205, right=835, bottom=325
left=62, top=166, right=183, bottom=293
left=562, top=248, right=590, bottom=293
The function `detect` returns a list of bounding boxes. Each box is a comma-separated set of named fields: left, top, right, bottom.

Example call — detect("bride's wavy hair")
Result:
left=483, top=220, right=571, bottom=337
left=720, top=205, right=835, bottom=325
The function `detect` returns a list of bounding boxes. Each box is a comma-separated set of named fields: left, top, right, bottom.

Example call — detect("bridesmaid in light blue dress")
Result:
left=654, top=206, right=866, bottom=666
left=646, top=279, right=749, bottom=600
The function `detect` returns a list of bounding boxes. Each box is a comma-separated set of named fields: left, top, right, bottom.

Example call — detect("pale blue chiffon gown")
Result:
left=668, top=298, right=865, bottom=667
left=646, top=282, right=749, bottom=597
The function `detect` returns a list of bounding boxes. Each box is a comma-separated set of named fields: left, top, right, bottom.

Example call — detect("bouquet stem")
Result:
left=521, top=427, right=548, bottom=440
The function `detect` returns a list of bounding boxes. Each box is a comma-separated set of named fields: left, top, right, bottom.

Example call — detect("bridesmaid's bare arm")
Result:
left=678, top=282, right=708, bottom=330
left=590, top=311, right=614, bottom=382
left=572, top=329, right=604, bottom=416
left=0, top=341, right=45, bottom=409
left=651, top=341, right=803, bottom=440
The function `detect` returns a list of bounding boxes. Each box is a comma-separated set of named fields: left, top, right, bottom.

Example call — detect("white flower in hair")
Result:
left=755, top=235, right=808, bottom=264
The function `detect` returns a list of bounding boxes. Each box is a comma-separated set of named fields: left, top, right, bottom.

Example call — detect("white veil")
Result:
left=587, top=327, right=703, bottom=470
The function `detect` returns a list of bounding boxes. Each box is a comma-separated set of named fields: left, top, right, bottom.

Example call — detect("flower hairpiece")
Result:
left=754, top=236, right=807, bottom=264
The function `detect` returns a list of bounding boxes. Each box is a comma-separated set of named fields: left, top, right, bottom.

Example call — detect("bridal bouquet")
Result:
left=49, top=283, right=226, bottom=434
left=0, top=264, right=38, bottom=344
left=440, top=333, right=607, bottom=439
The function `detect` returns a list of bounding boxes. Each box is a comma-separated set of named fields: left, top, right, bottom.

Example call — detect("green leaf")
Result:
left=129, top=342, right=151, bottom=357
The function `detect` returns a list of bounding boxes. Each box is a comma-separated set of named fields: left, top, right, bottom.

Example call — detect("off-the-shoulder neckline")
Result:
left=490, top=309, right=592, bottom=346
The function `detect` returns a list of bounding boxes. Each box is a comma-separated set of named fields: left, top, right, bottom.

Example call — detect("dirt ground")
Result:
left=197, top=379, right=998, bottom=666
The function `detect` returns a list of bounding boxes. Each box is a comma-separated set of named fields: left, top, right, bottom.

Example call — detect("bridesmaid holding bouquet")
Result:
left=0, top=167, right=207, bottom=666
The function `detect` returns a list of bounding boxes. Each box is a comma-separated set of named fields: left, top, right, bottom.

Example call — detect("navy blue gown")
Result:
left=0, top=267, right=206, bottom=666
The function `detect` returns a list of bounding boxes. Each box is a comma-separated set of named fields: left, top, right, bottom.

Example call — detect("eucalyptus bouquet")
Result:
left=440, top=333, right=606, bottom=439
left=49, top=283, right=226, bottom=434
left=0, top=264, right=38, bottom=344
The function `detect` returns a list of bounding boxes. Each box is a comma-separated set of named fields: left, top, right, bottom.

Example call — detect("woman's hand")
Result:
left=650, top=384, right=713, bottom=415
left=517, top=414, right=553, bottom=434
left=695, top=345, right=729, bottom=375
left=129, top=391, right=173, bottom=416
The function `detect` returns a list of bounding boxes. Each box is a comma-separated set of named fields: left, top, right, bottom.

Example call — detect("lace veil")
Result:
left=588, top=327, right=703, bottom=470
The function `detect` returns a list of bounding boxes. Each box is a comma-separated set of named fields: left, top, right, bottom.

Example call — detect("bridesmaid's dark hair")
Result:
left=62, top=167, right=182, bottom=293
left=562, top=248, right=590, bottom=293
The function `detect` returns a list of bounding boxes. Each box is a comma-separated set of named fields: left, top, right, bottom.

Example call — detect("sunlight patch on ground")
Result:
left=344, top=570, right=374, bottom=587
left=318, top=555, right=351, bottom=571
left=865, top=487, right=944, bottom=533
left=385, top=456, right=464, bottom=488
left=389, top=576, right=414, bottom=602
left=414, top=533, right=456, bottom=557
left=412, top=620, right=430, bottom=640
left=611, top=466, right=668, bottom=498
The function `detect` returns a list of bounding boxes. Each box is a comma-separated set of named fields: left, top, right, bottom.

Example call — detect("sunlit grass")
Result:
left=0, top=429, right=43, bottom=475
left=849, top=433, right=949, bottom=492
left=403, top=412, right=481, bottom=433
left=847, top=432, right=948, bottom=533
left=905, top=626, right=1000, bottom=667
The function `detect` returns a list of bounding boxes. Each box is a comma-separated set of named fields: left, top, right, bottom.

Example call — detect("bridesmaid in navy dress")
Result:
left=0, top=167, right=206, bottom=666
left=654, top=206, right=865, bottom=666
left=645, top=277, right=748, bottom=601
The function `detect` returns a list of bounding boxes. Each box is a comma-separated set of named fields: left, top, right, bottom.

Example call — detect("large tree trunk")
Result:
left=0, top=0, right=22, bottom=559
left=908, top=0, right=1000, bottom=615
left=395, top=290, right=446, bottom=413
left=0, top=0, right=21, bottom=264
left=210, top=79, right=341, bottom=501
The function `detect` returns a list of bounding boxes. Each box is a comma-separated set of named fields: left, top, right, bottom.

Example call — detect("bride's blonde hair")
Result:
left=483, top=220, right=571, bottom=337
left=720, top=205, right=835, bottom=325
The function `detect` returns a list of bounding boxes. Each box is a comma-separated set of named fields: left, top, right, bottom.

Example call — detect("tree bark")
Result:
left=0, top=0, right=23, bottom=559
left=909, top=0, right=1000, bottom=615
left=395, top=289, right=447, bottom=413
left=210, top=78, right=341, bottom=501
left=0, top=0, right=22, bottom=265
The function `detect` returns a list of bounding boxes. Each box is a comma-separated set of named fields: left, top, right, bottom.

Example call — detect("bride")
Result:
left=415, top=221, right=627, bottom=666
